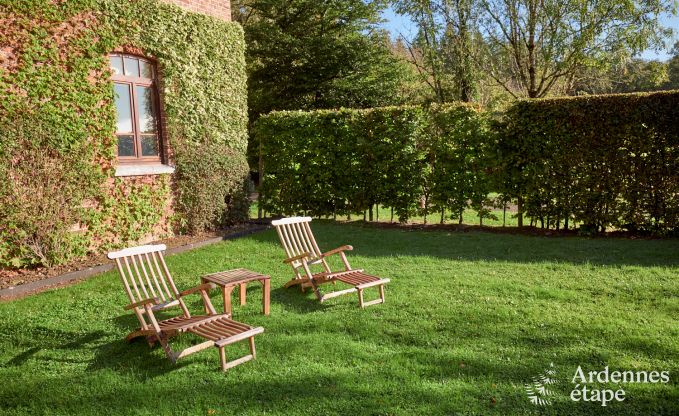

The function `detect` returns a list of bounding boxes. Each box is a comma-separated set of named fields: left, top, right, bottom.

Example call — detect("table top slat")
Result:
left=202, top=268, right=269, bottom=286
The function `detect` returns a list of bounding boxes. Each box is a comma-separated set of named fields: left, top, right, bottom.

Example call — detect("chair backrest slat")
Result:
left=130, top=256, right=151, bottom=300
left=123, top=256, right=143, bottom=301
left=302, top=222, right=322, bottom=256
left=108, top=244, right=189, bottom=318
left=149, top=252, right=173, bottom=299
left=294, top=222, right=314, bottom=255
left=135, top=254, right=158, bottom=299
left=289, top=223, right=307, bottom=255
left=143, top=252, right=167, bottom=301
left=272, top=217, right=328, bottom=270
left=282, top=224, right=302, bottom=256
left=115, top=258, right=135, bottom=301
left=274, top=226, right=293, bottom=260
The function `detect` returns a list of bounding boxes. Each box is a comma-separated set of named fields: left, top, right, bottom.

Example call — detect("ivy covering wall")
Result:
left=0, top=0, right=249, bottom=268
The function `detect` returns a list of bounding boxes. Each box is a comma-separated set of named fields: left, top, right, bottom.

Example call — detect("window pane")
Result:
left=135, top=85, right=157, bottom=133
left=139, top=60, right=153, bottom=78
left=113, top=83, right=133, bottom=133
left=117, top=135, right=135, bottom=157
left=140, top=135, right=159, bottom=157
left=110, top=56, right=123, bottom=75
left=124, top=57, right=139, bottom=77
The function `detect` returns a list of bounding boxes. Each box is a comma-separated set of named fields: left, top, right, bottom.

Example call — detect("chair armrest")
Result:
left=179, top=282, right=219, bottom=315
left=283, top=252, right=311, bottom=264
left=320, top=245, right=353, bottom=258
left=124, top=297, right=160, bottom=310
left=178, top=283, right=215, bottom=297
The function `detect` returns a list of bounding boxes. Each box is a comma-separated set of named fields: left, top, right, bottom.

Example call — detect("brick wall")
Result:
left=161, top=0, right=232, bottom=21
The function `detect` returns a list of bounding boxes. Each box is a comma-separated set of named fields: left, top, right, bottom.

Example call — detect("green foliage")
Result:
left=173, top=141, right=250, bottom=233
left=0, top=110, right=102, bottom=267
left=104, top=177, right=172, bottom=247
left=0, top=0, right=115, bottom=268
left=428, top=104, right=493, bottom=224
left=666, top=42, right=679, bottom=90
left=497, top=90, right=679, bottom=234
left=0, top=0, right=249, bottom=268
left=234, top=0, right=415, bottom=118
left=105, top=0, right=250, bottom=233
left=258, top=91, right=679, bottom=234
left=393, top=0, right=478, bottom=103
left=255, top=104, right=491, bottom=223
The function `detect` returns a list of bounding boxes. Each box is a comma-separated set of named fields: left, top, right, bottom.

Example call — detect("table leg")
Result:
left=263, top=278, right=270, bottom=315
left=223, top=286, right=235, bottom=316
left=239, top=283, right=247, bottom=306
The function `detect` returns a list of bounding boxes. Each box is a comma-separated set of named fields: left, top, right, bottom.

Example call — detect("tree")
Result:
left=393, top=0, right=479, bottom=103
left=476, top=0, right=674, bottom=98
left=614, top=59, right=669, bottom=93
left=568, top=58, right=672, bottom=95
left=667, top=42, right=679, bottom=89
left=233, top=0, right=416, bottom=118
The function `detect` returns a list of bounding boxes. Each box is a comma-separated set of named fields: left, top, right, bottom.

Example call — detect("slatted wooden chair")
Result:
left=271, top=217, right=390, bottom=307
left=107, top=244, right=264, bottom=371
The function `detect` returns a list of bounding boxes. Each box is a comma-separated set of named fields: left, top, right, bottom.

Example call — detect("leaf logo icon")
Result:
left=526, top=363, right=560, bottom=406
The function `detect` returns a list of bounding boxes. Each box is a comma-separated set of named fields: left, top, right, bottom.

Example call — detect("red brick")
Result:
left=160, top=0, right=231, bottom=21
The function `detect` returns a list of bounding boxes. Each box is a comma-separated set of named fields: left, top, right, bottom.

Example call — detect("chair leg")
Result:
left=219, top=347, right=227, bottom=371
left=249, top=337, right=256, bottom=359
left=146, top=336, right=156, bottom=347
left=158, top=335, right=177, bottom=363
left=358, top=285, right=386, bottom=307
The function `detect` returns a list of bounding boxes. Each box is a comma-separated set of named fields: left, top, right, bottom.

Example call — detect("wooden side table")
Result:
left=201, top=269, right=271, bottom=316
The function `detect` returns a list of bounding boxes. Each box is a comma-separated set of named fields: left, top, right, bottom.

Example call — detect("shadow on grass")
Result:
left=1, top=323, right=188, bottom=378
left=5, top=328, right=107, bottom=367
left=247, top=220, right=679, bottom=268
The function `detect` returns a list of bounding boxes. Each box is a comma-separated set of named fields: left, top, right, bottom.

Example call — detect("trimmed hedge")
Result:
left=255, top=104, right=491, bottom=223
left=497, top=90, right=679, bottom=234
left=256, top=91, right=679, bottom=235
left=0, top=0, right=249, bottom=267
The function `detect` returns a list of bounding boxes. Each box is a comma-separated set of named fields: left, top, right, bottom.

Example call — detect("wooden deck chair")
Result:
left=107, top=244, right=264, bottom=371
left=271, top=217, right=390, bottom=307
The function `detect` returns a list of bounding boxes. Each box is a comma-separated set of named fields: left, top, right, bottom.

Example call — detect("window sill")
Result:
left=114, top=164, right=175, bottom=177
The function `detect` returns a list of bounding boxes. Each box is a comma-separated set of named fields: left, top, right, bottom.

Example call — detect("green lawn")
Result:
left=0, top=222, right=677, bottom=415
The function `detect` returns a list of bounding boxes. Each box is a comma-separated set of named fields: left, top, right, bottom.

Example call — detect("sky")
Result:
left=380, top=7, right=679, bottom=62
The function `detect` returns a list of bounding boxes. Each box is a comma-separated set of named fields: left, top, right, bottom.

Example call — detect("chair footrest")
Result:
left=356, top=278, right=390, bottom=289
left=214, top=326, right=264, bottom=347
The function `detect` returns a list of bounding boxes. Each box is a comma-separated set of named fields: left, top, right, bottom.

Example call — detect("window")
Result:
left=110, top=54, right=162, bottom=163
